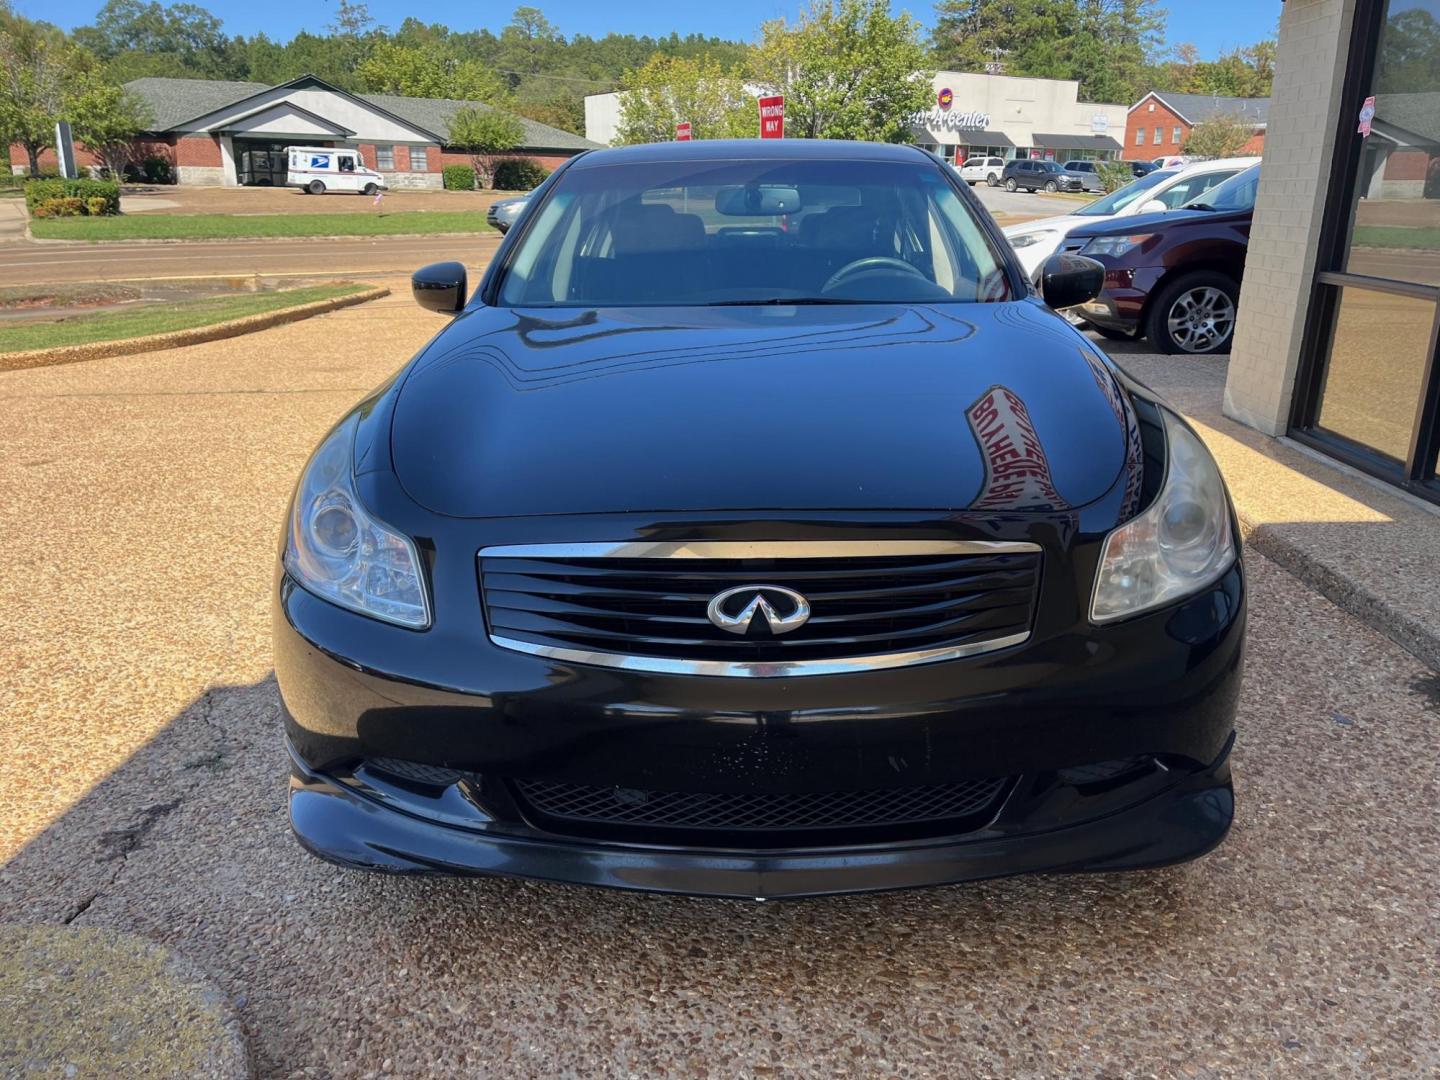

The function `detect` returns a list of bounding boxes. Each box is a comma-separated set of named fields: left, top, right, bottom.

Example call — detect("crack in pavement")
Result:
left=60, top=687, right=238, bottom=926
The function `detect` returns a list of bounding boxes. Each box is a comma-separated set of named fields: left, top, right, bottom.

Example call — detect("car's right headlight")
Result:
left=1080, top=233, right=1153, bottom=257
left=1007, top=230, right=1055, bottom=249
left=1090, top=410, right=1236, bottom=623
left=284, top=414, right=431, bottom=629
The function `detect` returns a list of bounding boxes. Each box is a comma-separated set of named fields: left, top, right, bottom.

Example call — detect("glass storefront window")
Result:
left=1341, top=0, right=1440, bottom=285
left=1315, top=285, right=1437, bottom=461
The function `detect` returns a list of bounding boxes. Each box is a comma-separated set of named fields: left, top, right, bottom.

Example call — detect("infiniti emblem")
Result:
left=706, top=585, right=811, bottom=636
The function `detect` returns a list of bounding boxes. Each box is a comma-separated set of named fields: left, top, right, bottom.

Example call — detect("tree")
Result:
left=73, top=0, right=232, bottom=78
left=614, top=54, right=753, bottom=144
left=68, top=80, right=152, bottom=177
left=1182, top=113, right=1254, bottom=158
left=357, top=41, right=508, bottom=102
left=326, top=0, right=375, bottom=38
left=752, top=0, right=933, bottom=142
left=0, top=17, right=76, bottom=174
left=447, top=106, right=525, bottom=187
left=930, top=0, right=1165, bottom=104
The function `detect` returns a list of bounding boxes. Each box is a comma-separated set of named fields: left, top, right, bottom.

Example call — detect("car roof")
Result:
left=569, top=139, right=931, bottom=169
left=1171, top=156, right=1262, bottom=177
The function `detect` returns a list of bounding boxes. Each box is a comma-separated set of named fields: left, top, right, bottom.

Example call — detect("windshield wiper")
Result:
left=707, top=296, right=857, bottom=306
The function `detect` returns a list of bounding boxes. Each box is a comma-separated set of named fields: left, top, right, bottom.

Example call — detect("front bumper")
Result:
left=1075, top=265, right=1167, bottom=332
left=276, top=557, right=1245, bottom=897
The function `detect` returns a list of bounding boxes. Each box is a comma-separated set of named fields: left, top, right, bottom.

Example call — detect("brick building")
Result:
left=8, top=74, right=599, bottom=188
left=1123, top=91, right=1269, bottom=160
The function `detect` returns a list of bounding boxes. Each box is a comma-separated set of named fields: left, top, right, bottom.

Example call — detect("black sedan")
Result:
left=276, top=140, right=1244, bottom=899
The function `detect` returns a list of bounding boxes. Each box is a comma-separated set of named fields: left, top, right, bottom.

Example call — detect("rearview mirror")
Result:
left=412, top=261, right=468, bottom=314
left=714, top=185, right=803, bottom=216
left=1138, top=199, right=1167, bottom=214
left=1040, top=253, right=1105, bottom=310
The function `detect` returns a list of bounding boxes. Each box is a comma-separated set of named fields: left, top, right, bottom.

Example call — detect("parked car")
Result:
left=487, top=194, right=530, bottom=233
left=958, top=155, right=1007, bottom=186
left=1066, top=164, right=1260, bottom=354
left=285, top=145, right=387, bottom=196
left=1001, top=158, right=1086, bottom=193
left=1058, top=160, right=1106, bottom=193
left=275, top=139, right=1244, bottom=899
left=1002, top=157, right=1259, bottom=280
left=1129, top=161, right=1159, bottom=177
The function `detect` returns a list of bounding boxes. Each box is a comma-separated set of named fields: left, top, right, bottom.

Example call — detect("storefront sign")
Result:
left=938, top=87, right=954, bottom=111
left=1091, top=113, right=1109, bottom=133
left=908, top=108, right=991, bottom=132
left=759, top=95, right=785, bottom=139
left=675, top=121, right=692, bottom=141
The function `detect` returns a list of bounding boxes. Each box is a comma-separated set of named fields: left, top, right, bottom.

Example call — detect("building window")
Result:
left=1172, top=125, right=1182, bottom=144
left=1291, top=0, right=1440, bottom=502
left=376, top=145, right=395, bottom=170
left=410, top=146, right=428, bottom=171
left=1152, top=127, right=1162, bottom=145
left=1135, top=127, right=1145, bottom=145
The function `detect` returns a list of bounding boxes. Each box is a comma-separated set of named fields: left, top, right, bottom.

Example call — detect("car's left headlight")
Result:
left=1081, top=233, right=1153, bottom=258
left=284, top=415, right=431, bottom=629
left=1008, top=230, right=1055, bottom=249
left=1090, top=409, right=1236, bottom=623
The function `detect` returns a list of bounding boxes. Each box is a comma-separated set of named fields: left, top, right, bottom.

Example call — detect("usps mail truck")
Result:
left=286, top=146, right=388, bottom=195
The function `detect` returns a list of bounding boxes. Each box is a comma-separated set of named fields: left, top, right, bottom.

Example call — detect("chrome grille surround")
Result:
left=478, top=540, right=1042, bottom=678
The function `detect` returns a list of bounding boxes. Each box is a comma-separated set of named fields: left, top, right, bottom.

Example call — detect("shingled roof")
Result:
left=1134, top=91, right=1270, bottom=126
left=123, top=76, right=599, bottom=151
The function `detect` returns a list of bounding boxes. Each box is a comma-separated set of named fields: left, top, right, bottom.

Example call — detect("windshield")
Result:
left=1184, top=164, right=1260, bottom=212
left=1074, top=169, right=1173, bottom=216
left=497, top=158, right=1016, bottom=307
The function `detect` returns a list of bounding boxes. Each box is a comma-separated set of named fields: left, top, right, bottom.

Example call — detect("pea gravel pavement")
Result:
left=1, top=280, right=1437, bottom=1077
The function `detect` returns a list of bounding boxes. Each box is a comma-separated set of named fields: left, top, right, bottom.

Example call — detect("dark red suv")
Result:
left=1065, top=165, right=1259, bottom=354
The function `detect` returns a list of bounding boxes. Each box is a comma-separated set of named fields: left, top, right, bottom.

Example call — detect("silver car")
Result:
left=486, top=195, right=530, bottom=233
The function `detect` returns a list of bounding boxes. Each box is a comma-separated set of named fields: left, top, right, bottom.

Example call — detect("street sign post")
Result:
left=675, top=121, right=692, bottom=141
left=758, top=95, right=784, bottom=139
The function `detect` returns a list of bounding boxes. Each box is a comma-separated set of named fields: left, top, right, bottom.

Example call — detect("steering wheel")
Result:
left=822, top=257, right=927, bottom=294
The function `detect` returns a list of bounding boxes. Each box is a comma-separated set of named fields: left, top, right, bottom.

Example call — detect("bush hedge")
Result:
left=32, top=197, right=85, bottom=218
left=24, top=178, right=122, bottom=215
left=492, top=158, right=549, bottom=191
left=442, top=164, right=476, bottom=191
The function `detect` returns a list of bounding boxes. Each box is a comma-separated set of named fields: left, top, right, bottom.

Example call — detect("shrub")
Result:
left=34, top=197, right=85, bottom=217
left=443, top=164, right=477, bottom=191
left=142, top=156, right=172, bottom=184
left=1096, top=161, right=1135, bottom=194
left=492, top=157, right=549, bottom=191
left=24, top=178, right=121, bottom=215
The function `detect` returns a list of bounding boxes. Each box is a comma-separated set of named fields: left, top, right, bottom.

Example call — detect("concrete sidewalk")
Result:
left=0, top=198, right=28, bottom=242
left=1112, top=347, right=1440, bottom=672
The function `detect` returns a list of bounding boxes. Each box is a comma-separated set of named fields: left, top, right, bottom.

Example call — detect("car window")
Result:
left=497, top=158, right=1016, bottom=307
left=1155, top=169, right=1239, bottom=208
left=1073, top=169, right=1174, bottom=216
left=1184, top=165, right=1260, bottom=212
left=990, top=158, right=1003, bottom=167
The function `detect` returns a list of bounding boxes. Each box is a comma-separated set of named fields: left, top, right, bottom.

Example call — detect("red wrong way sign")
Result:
left=758, top=95, right=784, bottom=139
left=675, top=121, right=692, bottom=141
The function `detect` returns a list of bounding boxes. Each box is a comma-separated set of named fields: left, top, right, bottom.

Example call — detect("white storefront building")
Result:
left=584, top=71, right=1127, bottom=162
left=909, top=72, right=1127, bottom=164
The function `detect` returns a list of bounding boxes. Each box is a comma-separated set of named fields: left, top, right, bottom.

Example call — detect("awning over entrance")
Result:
left=1030, top=133, right=1124, bottom=152
left=955, top=131, right=1015, bottom=147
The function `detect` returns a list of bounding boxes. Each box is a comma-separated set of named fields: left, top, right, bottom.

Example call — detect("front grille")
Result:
left=514, top=777, right=1010, bottom=839
left=478, top=541, right=1041, bottom=674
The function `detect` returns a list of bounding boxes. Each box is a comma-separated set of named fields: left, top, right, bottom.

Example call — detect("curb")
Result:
left=0, top=284, right=389, bottom=371
left=25, top=229, right=501, bottom=246
left=0, top=923, right=253, bottom=1078
left=1237, top=514, right=1440, bottom=672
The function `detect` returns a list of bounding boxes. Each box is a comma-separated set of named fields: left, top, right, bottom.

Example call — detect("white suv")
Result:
left=957, top=156, right=1006, bottom=187
left=1002, top=156, right=1260, bottom=279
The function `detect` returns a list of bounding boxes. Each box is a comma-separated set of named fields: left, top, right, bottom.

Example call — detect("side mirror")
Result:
left=1138, top=199, right=1167, bottom=214
left=1040, top=253, right=1105, bottom=310
left=412, top=261, right=468, bottom=314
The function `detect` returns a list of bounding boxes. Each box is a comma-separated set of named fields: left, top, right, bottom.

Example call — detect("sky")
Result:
left=24, top=0, right=1284, bottom=60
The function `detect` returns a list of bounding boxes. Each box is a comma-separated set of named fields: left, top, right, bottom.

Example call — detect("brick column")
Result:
left=1223, top=0, right=1360, bottom=435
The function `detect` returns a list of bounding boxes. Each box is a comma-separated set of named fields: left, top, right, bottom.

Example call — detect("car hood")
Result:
left=1066, top=207, right=1214, bottom=239
left=1003, top=213, right=1094, bottom=238
left=390, top=301, right=1134, bottom=518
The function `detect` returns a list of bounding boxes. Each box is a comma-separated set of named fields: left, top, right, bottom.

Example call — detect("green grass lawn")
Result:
left=30, top=211, right=499, bottom=241
left=0, top=283, right=367, bottom=353
left=1351, top=225, right=1440, bottom=251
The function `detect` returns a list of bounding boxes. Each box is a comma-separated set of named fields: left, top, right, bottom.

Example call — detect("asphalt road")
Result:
left=1, top=280, right=1437, bottom=1076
